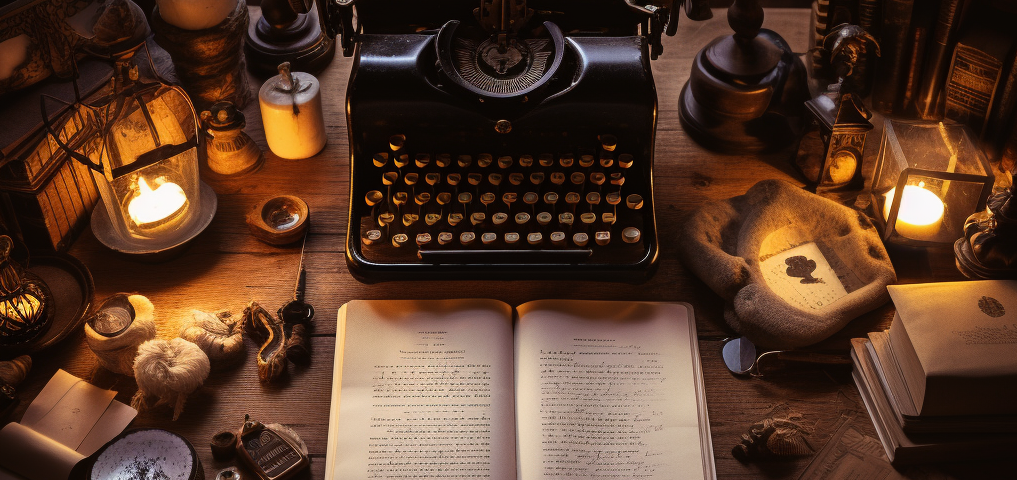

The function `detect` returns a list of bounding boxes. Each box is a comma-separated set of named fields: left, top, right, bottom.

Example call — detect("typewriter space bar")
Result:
left=418, top=249, right=593, bottom=264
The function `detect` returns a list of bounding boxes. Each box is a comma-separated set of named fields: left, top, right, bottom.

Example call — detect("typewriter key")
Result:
left=600, top=134, right=618, bottom=152
left=538, top=154, right=554, bottom=167
left=365, top=190, right=384, bottom=206
left=487, top=173, right=502, bottom=186
left=480, top=192, right=495, bottom=205
left=559, top=212, right=574, bottom=226
left=426, top=173, right=441, bottom=185
left=382, top=171, right=399, bottom=185
left=515, top=212, right=531, bottom=225
left=530, top=172, right=545, bottom=185
left=460, top=232, right=476, bottom=245
left=610, top=173, right=625, bottom=186
left=626, top=194, right=643, bottom=210
left=505, top=232, right=520, bottom=244
left=448, top=213, right=463, bottom=226
left=492, top=212, right=509, bottom=225
left=438, top=232, right=453, bottom=245
left=425, top=213, right=442, bottom=225
left=565, top=192, right=581, bottom=204
left=415, top=192, right=431, bottom=205
left=378, top=212, right=395, bottom=227
left=523, top=192, right=539, bottom=205
left=437, top=192, right=452, bottom=205
left=402, top=214, right=418, bottom=226
left=394, top=154, right=410, bottom=168
left=436, top=153, right=451, bottom=168
left=602, top=212, right=616, bottom=224
left=403, top=173, right=418, bottom=186
left=581, top=213, right=597, bottom=224
left=457, top=155, right=472, bottom=168
left=599, top=155, right=614, bottom=168
left=544, top=192, right=559, bottom=205
left=416, top=233, right=432, bottom=246
left=509, top=173, right=524, bottom=185
left=519, top=155, right=533, bottom=167
left=389, top=134, right=406, bottom=151
left=586, top=192, right=601, bottom=205
left=573, top=232, right=589, bottom=247
left=467, top=173, right=483, bottom=186
left=446, top=173, right=461, bottom=186
left=498, top=156, right=513, bottom=169
left=606, top=192, right=621, bottom=205
left=477, top=154, right=493, bottom=168
left=550, top=231, right=566, bottom=245
left=595, top=231, right=611, bottom=245
left=393, top=191, right=408, bottom=206
left=622, top=227, right=641, bottom=243
left=550, top=172, right=565, bottom=185
left=579, top=155, right=595, bottom=168
left=471, top=212, right=486, bottom=225
left=458, top=192, right=473, bottom=204
left=415, top=154, right=430, bottom=168
left=482, top=232, right=497, bottom=245
left=571, top=172, right=585, bottom=185
left=392, top=233, right=409, bottom=247
left=618, top=153, right=634, bottom=168
left=373, top=152, right=389, bottom=167
left=590, top=172, right=606, bottom=185
left=537, top=212, right=552, bottom=225
left=502, top=192, right=518, bottom=205
left=362, top=229, right=382, bottom=245
left=527, top=232, right=543, bottom=245
left=560, top=154, right=574, bottom=167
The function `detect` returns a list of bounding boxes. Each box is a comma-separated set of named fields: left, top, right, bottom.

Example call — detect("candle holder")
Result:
left=869, top=120, right=994, bottom=247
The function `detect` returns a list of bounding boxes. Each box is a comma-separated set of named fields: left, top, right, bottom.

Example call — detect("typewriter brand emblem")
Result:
left=495, top=120, right=512, bottom=134
left=979, top=296, right=1005, bottom=318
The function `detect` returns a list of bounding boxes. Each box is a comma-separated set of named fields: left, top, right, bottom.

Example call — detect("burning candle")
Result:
left=128, top=177, right=188, bottom=229
left=883, top=184, right=945, bottom=240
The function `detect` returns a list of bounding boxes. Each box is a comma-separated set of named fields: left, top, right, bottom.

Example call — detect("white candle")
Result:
left=128, top=177, right=188, bottom=229
left=156, top=0, right=239, bottom=30
left=883, top=184, right=945, bottom=240
left=259, top=70, right=327, bottom=160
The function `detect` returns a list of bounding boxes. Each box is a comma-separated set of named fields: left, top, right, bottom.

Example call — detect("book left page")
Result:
left=325, top=299, right=516, bottom=480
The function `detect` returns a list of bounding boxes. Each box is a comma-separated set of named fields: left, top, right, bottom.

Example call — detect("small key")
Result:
left=481, top=232, right=497, bottom=245
left=457, top=155, right=472, bottom=168
left=550, top=172, right=566, bottom=185
left=394, top=154, right=410, bottom=168
left=362, top=229, right=382, bottom=245
left=492, top=212, right=509, bottom=225
left=488, top=173, right=502, bottom=186
left=458, top=192, right=473, bottom=204
left=382, top=171, right=399, bottom=185
left=403, top=173, right=418, bottom=186
left=559, top=154, right=574, bottom=167
left=536, top=212, right=552, bottom=225
left=425, top=173, right=441, bottom=185
left=436, top=153, right=451, bottom=168
left=622, top=227, right=641, bottom=243
left=436, top=192, right=452, bottom=205
left=586, top=192, right=601, bottom=205
left=573, top=232, right=589, bottom=247
left=530, top=172, right=545, bottom=185
left=606, top=192, right=621, bottom=205
left=446, top=173, right=462, bottom=186
left=550, top=231, right=566, bottom=246
left=580, top=212, right=596, bottom=224
left=365, top=190, right=384, bottom=206
left=565, top=192, right=581, bottom=204
left=498, top=156, right=513, bottom=169
left=602, top=212, right=616, bottom=224
left=523, top=192, right=539, bottom=205
left=393, top=191, right=408, bottom=206
left=502, top=192, right=518, bottom=206
left=415, top=153, right=430, bottom=168
left=527, top=232, right=543, bottom=245
left=438, top=232, right=454, bottom=245
left=448, top=213, right=463, bottom=226
left=595, top=231, right=611, bottom=245
left=618, top=153, right=634, bottom=168
left=626, top=194, right=643, bottom=210
left=515, top=212, right=531, bottom=225
left=599, top=154, right=614, bottom=168
left=571, top=172, right=585, bottom=185
left=378, top=212, right=395, bottom=227
left=509, top=173, right=524, bottom=185
left=425, top=213, right=442, bottom=225
left=415, top=192, right=431, bottom=205
left=460, top=231, right=476, bottom=245
left=416, top=233, right=432, bottom=246
left=373, top=152, right=389, bottom=167
left=590, top=172, right=606, bottom=185
left=505, top=232, right=520, bottom=244
left=480, top=192, right=496, bottom=205
left=579, top=155, right=595, bottom=168
left=600, top=134, right=618, bottom=152
left=519, top=155, right=533, bottom=167
left=559, top=212, right=574, bottom=226
left=471, top=212, right=486, bottom=225
left=402, top=213, right=418, bottom=226
left=610, top=173, right=625, bottom=186
left=538, top=154, right=554, bottom=167
left=467, top=173, right=483, bottom=186
left=477, top=154, right=493, bottom=168
left=391, top=233, right=409, bottom=247
left=543, top=192, right=559, bottom=205
left=389, top=134, right=406, bottom=151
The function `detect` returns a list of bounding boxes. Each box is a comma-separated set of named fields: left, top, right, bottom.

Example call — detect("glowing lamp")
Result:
left=870, top=120, right=993, bottom=247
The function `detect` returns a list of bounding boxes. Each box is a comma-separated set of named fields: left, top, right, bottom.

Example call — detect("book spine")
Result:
left=872, top=0, right=916, bottom=114
left=900, top=4, right=936, bottom=115
left=999, top=111, right=1017, bottom=175
left=858, top=0, right=880, bottom=32
left=914, top=0, right=968, bottom=120
left=944, top=44, right=1004, bottom=140
left=984, top=49, right=1017, bottom=159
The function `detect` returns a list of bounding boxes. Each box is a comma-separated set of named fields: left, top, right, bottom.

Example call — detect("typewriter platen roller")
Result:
left=319, top=0, right=709, bottom=283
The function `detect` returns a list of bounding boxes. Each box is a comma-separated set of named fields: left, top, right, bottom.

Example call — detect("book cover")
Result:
left=913, top=0, right=969, bottom=120
left=871, top=0, right=916, bottom=114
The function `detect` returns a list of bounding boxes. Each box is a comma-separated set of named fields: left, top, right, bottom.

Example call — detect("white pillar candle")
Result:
left=259, top=66, right=327, bottom=160
left=155, top=0, right=239, bottom=30
left=883, top=184, right=945, bottom=240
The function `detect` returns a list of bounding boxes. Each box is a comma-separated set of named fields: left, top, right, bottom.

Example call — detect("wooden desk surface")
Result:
left=6, top=7, right=1001, bottom=480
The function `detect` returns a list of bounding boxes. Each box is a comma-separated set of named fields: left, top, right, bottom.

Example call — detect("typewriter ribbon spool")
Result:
left=258, top=63, right=327, bottom=160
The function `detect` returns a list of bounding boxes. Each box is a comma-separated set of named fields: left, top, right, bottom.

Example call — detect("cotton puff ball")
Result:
left=84, top=294, right=157, bottom=376
left=131, top=338, right=210, bottom=421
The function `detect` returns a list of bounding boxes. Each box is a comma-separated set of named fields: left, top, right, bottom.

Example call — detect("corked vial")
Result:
left=259, top=62, right=327, bottom=160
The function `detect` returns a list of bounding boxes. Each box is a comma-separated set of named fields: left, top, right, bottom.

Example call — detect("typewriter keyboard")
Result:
left=348, top=134, right=657, bottom=281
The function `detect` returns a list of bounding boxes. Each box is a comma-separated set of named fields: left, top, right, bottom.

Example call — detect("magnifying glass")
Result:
left=721, top=337, right=851, bottom=377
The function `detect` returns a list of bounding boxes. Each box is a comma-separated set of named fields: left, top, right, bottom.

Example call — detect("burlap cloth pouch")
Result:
left=679, top=180, right=896, bottom=348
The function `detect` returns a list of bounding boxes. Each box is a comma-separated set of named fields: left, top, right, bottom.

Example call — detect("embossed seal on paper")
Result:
left=979, top=296, right=1005, bottom=318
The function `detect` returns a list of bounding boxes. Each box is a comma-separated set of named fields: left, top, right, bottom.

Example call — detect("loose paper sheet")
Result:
left=760, top=242, right=849, bottom=311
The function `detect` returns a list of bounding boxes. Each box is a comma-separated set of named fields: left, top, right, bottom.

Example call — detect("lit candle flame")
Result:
left=883, top=184, right=945, bottom=240
left=127, top=177, right=187, bottom=228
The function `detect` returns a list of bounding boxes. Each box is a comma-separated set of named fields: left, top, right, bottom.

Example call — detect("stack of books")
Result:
left=850, top=280, right=1017, bottom=465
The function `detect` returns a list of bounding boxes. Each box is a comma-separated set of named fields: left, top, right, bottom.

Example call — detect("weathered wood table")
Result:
left=8, top=7, right=1003, bottom=480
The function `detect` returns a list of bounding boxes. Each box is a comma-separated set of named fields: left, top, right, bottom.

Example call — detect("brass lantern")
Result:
left=793, top=93, right=873, bottom=192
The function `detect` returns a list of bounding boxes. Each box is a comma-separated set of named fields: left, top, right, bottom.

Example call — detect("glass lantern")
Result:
left=869, top=120, right=994, bottom=247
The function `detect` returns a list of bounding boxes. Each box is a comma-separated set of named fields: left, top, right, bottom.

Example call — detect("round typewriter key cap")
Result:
left=626, top=194, right=643, bottom=210
left=363, top=229, right=382, bottom=245
left=438, top=232, right=453, bottom=245
left=457, top=155, right=472, bottom=168
left=559, top=154, right=574, bottom=167
left=480, top=192, right=495, bottom=205
left=579, top=155, right=595, bottom=168
left=590, top=172, right=606, bottom=185
left=519, top=155, right=533, bottom=167
left=622, top=227, right=641, bottom=243
left=515, top=212, right=531, bottom=224
left=467, top=173, right=482, bottom=186
left=543, top=192, right=559, bottom=205
left=494, top=120, right=512, bottom=134
left=536, top=212, right=552, bottom=225
left=498, top=156, right=513, bottom=169
left=482, top=232, right=497, bottom=244
left=402, top=214, right=419, bottom=226
left=595, top=231, right=611, bottom=245
left=373, top=152, right=389, bottom=167
left=426, top=173, right=441, bottom=185
left=505, top=232, right=520, bottom=244
left=415, top=154, right=430, bottom=168
left=580, top=212, right=597, bottom=224
left=415, top=192, right=431, bottom=205
left=404, top=172, right=419, bottom=185
left=446, top=173, right=461, bottom=186
left=436, top=153, right=451, bottom=168
left=550, top=172, right=566, bottom=185
left=550, top=231, right=566, bottom=245
left=365, top=190, right=384, bottom=206
left=530, top=172, right=545, bottom=185
left=382, top=171, right=399, bottom=185
left=437, top=192, right=452, bottom=205
left=471, top=212, right=486, bottom=225
left=565, top=192, right=581, bottom=204
left=586, top=192, right=601, bottom=205
left=425, top=213, right=442, bottom=225
left=393, top=191, right=408, bottom=206
left=600, top=134, right=618, bottom=152
left=487, top=173, right=502, bottom=186
left=559, top=212, right=574, bottom=225
left=378, top=212, right=395, bottom=226
left=571, top=172, right=585, bottom=185
left=599, top=155, right=614, bottom=168
left=509, top=173, right=524, bottom=185
left=618, top=153, right=634, bottom=168
left=416, top=233, right=432, bottom=246
left=602, top=212, right=616, bottom=224
left=460, top=231, right=476, bottom=245
left=392, top=233, right=409, bottom=247
left=458, top=192, right=473, bottom=204
left=539, top=154, right=554, bottom=167
left=492, top=212, right=509, bottom=225
left=527, top=232, right=543, bottom=245
left=610, top=172, right=625, bottom=186
left=523, top=192, right=538, bottom=204
left=477, top=154, right=493, bottom=168
left=502, top=192, right=518, bottom=205
left=448, top=213, right=463, bottom=226
left=573, top=232, right=589, bottom=246
left=389, top=134, right=406, bottom=151
left=394, top=154, right=410, bottom=168
left=606, top=192, right=621, bottom=205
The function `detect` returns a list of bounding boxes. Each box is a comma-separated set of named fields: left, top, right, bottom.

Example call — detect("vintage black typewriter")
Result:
left=319, top=0, right=708, bottom=282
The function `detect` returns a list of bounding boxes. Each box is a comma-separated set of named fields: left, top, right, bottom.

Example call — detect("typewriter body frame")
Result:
left=318, top=0, right=705, bottom=283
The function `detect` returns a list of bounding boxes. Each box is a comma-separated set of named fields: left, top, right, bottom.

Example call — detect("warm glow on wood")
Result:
left=128, top=177, right=187, bottom=228
left=883, top=184, right=945, bottom=240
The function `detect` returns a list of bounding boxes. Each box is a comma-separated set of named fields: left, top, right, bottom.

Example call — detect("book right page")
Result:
left=514, top=300, right=713, bottom=480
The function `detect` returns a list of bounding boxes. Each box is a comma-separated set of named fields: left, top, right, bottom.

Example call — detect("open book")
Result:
left=324, top=299, right=714, bottom=480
